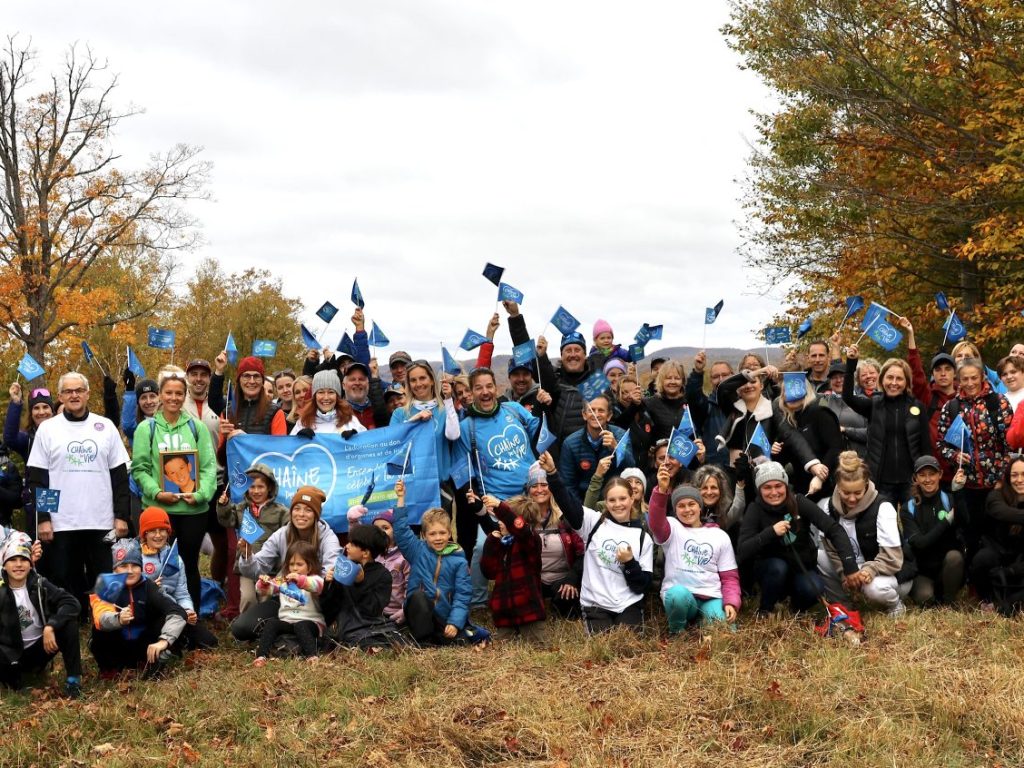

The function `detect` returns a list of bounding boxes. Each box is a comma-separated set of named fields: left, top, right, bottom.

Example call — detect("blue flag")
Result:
left=935, top=292, right=950, bottom=312
left=252, top=339, right=277, bottom=358
left=667, top=431, right=698, bottom=467
left=300, top=324, right=320, bottom=351
left=645, top=324, right=663, bottom=341
left=333, top=555, right=363, bottom=586
left=147, top=326, right=176, bottom=349
left=535, top=412, right=557, bottom=454
left=797, top=318, right=814, bottom=339
left=335, top=333, right=355, bottom=358
left=239, top=508, right=265, bottom=545
left=943, top=311, right=966, bottom=343
left=677, top=405, right=696, bottom=439
left=577, top=371, right=610, bottom=401
left=316, top=301, right=339, bottom=324
left=844, top=295, right=865, bottom=316
left=747, top=423, right=771, bottom=458
left=705, top=300, right=725, bottom=325
left=943, top=413, right=973, bottom=456
left=782, top=372, right=809, bottom=403
left=861, top=302, right=890, bottom=331
left=550, top=306, right=580, bottom=335
left=81, top=341, right=95, bottom=364
left=497, top=282, right=524, bottom=304
left=614, top=432, right=632, bottom=467
left=368, top=321, right=389, bottom=347
left=441, top=347, right=462, bottom=376
left=17, top=352, right=45, bottom=381
left=986, top=366, right=1008, bottom=396
left=867, top=319, right=903, bottom=351
left=460, top=328, right=489, bottom=351
left=512, top=339, right=537, bottom=367
left=126, top=346, right=145, bottom=378
left=765, top=326, right=791, bottom=345
left=34, top=488, right=60, bottom=516
left=351, top=279, right=365, bottom=309
left=482, top=262, right=505, bottom=287
left=628, top=343, right=645, bottom=363
left=279, top=582, right=308, bottom=605
left=95, top=573, right=129, bottom=603
left=158, top=539, right=180, bottom=579
left=634, top=325, right=652, bottom=346
left=450, top=452, right=474, bottom=489
left=225, top=331, right=238, bottom=364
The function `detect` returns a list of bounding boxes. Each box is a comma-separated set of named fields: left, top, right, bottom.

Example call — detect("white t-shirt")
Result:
left=12, top=585, right=43, bottom=645
left=1006, top=388, right=1024, bottom=414
left=659, top=519, right=737, bottom=600
left=27, top=411, right=131, bottom=532
left=837, top=501, right=901, bottom=568
left=577, top=507, right=654, bottom=613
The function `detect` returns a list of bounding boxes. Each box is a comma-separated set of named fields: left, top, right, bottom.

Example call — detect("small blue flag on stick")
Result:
left=442, top=347, right=462, bottom=376
left=628, top=343, right=645, bottom=363
left=368, top=321, right=390, bottom=347
left=512, top=339, right=537, bottom=367
left=797, top=318, right=814, bottom=339
left=316, top=301, right=339, bottom=324
left=300, top=324, right=320, bottom=351
left=614, top=432, right=632, bottom=467
left=935, top=292, right=950, bottom=312
left=705, top=300, right=724, bottom=325
left=95, top=573, right=129, bottom=603
left=550, top=306, right=580, bottom=335
left=577, top=371, right=610, bottom=401
left=746, top=423, right=772, bottom=458
left=239, top=509, right=265, bottom=545
left=765, top=326, right=791, bottom=345
left=943, top=311, right=966, bottom=343
left=81, top=341, right=95, bottom=364
left=677, top=406, right=696, bottom=439
left=338, top=333, right=356, bottom=358
left=252, top=339, right=277, bottom=358
left=867, top=319, right=903, bottom=351
left=535, top=413, right=557, bottom=454
left=157, top=539, right=180, bottom=579
left=460, top=329, right=489, bottom=351
left=225, top=331, right=238, bottom=364
left=782, top=372, right=809, bottom=403
left=17, top=352, right=45, bottom=381
left=34, top=488, right=60, bottom=516
left=147, top=327, right=176, bottom=350
left=126, top=347, right=145, bottom=378
left=482, top=263, right=505, bottom=287
left=943, top=413, right=973, bottom=456
left=667, top=431, right=698, bottom=466
left=497, top=282, right=524, bottom=304
left=351, top=279, right=365, bottom=309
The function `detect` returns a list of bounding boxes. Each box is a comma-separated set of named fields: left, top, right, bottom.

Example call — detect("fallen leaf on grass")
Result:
left=181, top=742, right=200, bottom=764
left=91, top=743, right=116, bottom=755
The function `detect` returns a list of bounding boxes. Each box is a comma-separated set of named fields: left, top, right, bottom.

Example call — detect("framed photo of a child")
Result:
left=161, top=450, right=198, bottom=496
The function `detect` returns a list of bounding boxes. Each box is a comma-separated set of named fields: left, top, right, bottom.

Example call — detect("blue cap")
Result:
left=507, top=357, right=534, bottom=375
left=560, top=332, right=586, bottom=351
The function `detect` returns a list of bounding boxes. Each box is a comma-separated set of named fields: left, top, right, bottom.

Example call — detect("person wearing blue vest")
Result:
left=901, top=456, right=965, bottom=606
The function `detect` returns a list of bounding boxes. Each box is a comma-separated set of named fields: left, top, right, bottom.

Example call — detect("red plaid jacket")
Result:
left=479, top=502, right=546, bottom=627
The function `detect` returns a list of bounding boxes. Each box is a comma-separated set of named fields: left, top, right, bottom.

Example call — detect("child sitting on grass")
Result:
left=345, top=507, right=410, bottom=624
left=392, top=479, right=489, bottom=646
left=479, top=494, right=546, bottom=644
left=89, top=539, right=187, bottom=678
left=0, top=533, right=82, bottom=698
left=138, top=507, right=218, bottom=650
left=254, top=540, right=325, bottom=665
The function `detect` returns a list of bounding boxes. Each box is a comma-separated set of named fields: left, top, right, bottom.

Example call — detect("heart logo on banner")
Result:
left=251, top=442, right=338, bottom=506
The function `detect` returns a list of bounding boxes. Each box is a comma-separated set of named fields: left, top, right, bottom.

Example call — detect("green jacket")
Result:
left=131, top=411, right=217, bottom=515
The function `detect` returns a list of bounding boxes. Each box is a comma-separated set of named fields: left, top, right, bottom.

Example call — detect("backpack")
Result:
left=904, top=491, right=951, bottom=519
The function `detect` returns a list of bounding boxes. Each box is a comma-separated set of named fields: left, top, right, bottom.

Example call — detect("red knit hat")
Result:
left=139, top=506, right=172, bottom=539
left=237, top=356, right=265, bottom=378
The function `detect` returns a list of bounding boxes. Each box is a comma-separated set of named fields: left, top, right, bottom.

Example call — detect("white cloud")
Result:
left=7, top=0, right=788, bottom=361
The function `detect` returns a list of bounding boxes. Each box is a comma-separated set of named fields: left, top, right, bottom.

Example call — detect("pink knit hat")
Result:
left=593, top=319, right=613, bottom=338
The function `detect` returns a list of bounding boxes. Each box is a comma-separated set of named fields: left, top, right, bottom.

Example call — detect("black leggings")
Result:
left=49, top=529, right=112, bottom=618
left=255, top=618, right=320, bottom=658
left=170, top=512, right=209, bottom=611
left=0, top=621, right=82, bottom=688
left=581, top=603, right=645, bottom=635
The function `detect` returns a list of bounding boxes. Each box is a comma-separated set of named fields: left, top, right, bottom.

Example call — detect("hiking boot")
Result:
left=886, top=601, right=907, bottom=618
left=64, top=680, right=83, bottom=699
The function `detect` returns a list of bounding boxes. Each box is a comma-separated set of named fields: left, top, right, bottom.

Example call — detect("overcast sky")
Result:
left=7, top=1, right=785, bottom=360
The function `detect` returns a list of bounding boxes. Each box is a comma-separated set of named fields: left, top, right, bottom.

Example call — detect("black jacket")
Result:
left=0, top=571, right=80, bottom=663
left=537, top=356, right=593, bottom=449
left=738, top=493, right=858, bottom=575
left=778, top=401, right=843, bottom=498
left=842, top=357, right=931, bottom=485
left=643, top=394, right=689, bottom=443
left=981, top=490, right=1024, bottom=557
left=901, top=490, right=963, bottom=575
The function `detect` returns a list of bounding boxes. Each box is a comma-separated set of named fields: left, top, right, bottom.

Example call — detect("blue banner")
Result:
left=226, top=421, right=439, bottom=531
left=550, top=306, right=580, bottom=335
left=147, top=326, right=176, bottom=349
left=17, top=352, right=45, bottom=381
left=252, top=339, right=278, bottom=358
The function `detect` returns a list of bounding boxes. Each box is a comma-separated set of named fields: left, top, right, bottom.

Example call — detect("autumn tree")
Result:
left=0, top=39, right=209, bottom=364
left=725, top=0, right=1024, bottom=352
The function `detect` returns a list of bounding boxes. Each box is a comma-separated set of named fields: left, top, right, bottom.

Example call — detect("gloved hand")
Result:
left=123, top=367, right=136, bottom=392
left=296, top=427, right=316, bottom=439
left=341, top=430, right=358, bottom=440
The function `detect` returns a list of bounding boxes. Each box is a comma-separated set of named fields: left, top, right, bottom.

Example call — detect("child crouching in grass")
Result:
left=0, top=533, right=82, bottom=698
left=89, top=539, right=187, bottom=679
left=479, top=494, right=546, bottom=644
left=392, top=479, right=489, bottom=647
left=254, top=540, right=325, bottom=665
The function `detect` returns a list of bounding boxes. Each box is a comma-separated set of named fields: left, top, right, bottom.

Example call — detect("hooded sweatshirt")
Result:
left=217, top=464, right=290, bottom=557
left=823, top=481, right=903, bottom=579
left=130, top=411, right=217, bottom=515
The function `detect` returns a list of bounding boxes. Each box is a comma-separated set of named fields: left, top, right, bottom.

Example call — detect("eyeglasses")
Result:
left=239, top=373, right=263, bottom=382
left=273, top=369, right=295, bottom=381
left=60, top=387, right=87, bottom=396
left=30, top=388, right=50, bottom=398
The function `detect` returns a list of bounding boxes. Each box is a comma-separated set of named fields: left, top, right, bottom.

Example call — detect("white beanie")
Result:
left=619, top=467, right=647, bottom=492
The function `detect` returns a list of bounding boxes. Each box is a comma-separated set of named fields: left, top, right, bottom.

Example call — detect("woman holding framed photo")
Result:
left=131, top=367, right=217, bottom=610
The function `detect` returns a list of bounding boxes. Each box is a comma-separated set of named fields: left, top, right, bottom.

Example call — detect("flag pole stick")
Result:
left=853, top=314, right=880, bottom=347
left=474, top=450, right=487, bottom=497
left=400, top=443, right=412, bottom=482
left=941, top=306, right=955, bottom=349
left=958, top=427, right=965, bottom=472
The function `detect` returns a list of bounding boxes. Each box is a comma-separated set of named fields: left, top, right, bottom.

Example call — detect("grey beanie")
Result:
left=670, top=485, right=703, bottom=510
left=754, top=461, right=789, bottom=490
left=311, top=369, right=342, bottom=397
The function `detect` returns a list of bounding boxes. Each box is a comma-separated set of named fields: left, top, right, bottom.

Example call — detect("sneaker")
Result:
left=64, top=680, right=82, bottom=699
left=886, top=601, right=907, bottom=618
left=253, top=656, right=267, bottom=668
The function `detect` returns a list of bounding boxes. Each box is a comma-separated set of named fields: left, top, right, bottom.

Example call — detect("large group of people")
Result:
left=3, top=299, right=1024, bottom=698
